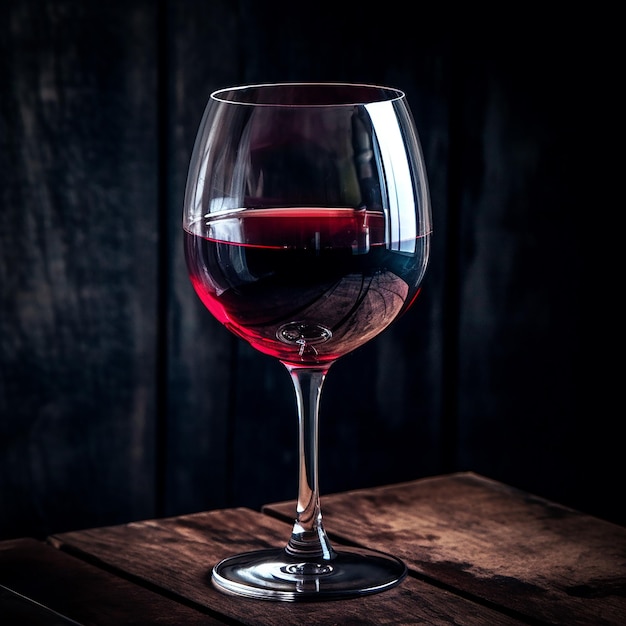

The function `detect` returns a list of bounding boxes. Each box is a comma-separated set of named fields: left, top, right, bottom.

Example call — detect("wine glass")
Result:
left=182, top=82, right=431, bottom=601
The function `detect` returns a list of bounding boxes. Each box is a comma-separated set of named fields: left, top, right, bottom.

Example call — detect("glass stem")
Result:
left=283, top=363, right=337, bottom=562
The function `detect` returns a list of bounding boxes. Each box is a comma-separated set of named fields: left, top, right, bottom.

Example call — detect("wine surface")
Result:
left=185, top=208, right=429, bottom=365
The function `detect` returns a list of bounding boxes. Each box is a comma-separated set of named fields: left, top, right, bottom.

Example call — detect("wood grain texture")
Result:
left=161, top=0, right=240, bottom=519
left=0, top=0, right=159, bottom=539
left=1, top=583, right=80, bottom=626
left=49, top=505, right=526, bottom=625
left=0, top=538, right=222, bottom=624
left=453, top=37, right=587, bottom=516
left=2, top=473, right=622, bottom=625
left=265, top=472, right=626, bottom=626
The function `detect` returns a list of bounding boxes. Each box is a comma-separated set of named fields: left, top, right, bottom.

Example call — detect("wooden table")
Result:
left=1, top=472, right=625, bottom=625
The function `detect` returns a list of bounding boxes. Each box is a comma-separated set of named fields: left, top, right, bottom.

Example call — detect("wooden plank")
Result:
left=264, top=472, right=626, bottom=626
left=0, top=0, right=159, bottom=538
left=449, top=18, right=599, bottom=523
left=50, top=507, right=527, bottom=625
left=163, top=0, right=242, bottom=516
left=1, top=584, right=81, bottom=626
left=0, top=538, right=224, bottom=624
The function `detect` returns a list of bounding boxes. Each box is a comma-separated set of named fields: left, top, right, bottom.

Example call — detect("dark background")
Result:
left=0, top=1, right=615, bottom=541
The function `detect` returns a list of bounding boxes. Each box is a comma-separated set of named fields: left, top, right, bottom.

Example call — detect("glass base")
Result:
left=211, top=546, right=407, bottom=601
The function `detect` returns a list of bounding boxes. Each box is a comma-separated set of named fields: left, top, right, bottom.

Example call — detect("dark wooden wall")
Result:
left=0, top=1, right=614, bottom=541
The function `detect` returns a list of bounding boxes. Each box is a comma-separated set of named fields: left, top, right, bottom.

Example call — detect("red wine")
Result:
left=184, top=208, right=429, bottom=365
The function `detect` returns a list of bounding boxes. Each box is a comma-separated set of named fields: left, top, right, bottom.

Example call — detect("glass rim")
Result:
left=209, top=82, right=406, bottom=107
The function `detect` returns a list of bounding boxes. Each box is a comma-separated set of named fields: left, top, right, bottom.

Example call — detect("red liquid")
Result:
left=184, top=208, right=429, bottom=365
